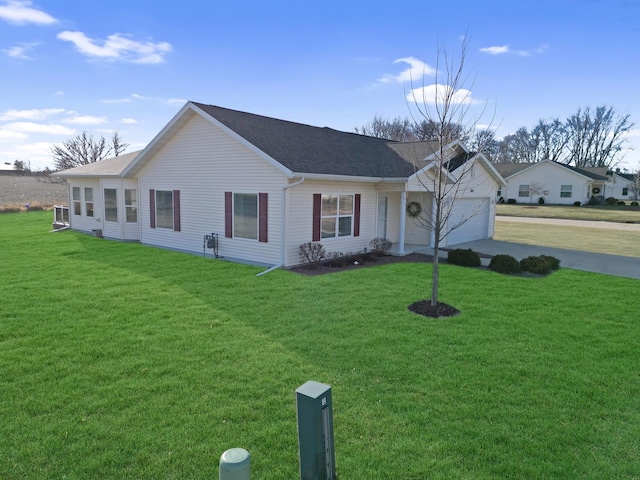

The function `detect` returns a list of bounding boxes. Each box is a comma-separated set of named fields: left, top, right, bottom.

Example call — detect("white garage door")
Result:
left=445, top=198, right=490, bottom=246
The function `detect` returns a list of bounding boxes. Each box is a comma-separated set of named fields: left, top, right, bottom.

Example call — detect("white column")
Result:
left=398, top=191, right=407, bottom=254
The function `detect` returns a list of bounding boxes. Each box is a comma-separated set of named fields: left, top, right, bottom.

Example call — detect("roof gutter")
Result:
left=256, top=177, right=305, bottom=276
left=291, top=172, right=407, bottom=183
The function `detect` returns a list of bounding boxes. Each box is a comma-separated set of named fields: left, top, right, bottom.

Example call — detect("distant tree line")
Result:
left=356, top=105, right=634, bottom=169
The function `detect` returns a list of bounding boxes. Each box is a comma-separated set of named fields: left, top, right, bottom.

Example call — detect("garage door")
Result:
left=445, top=198, right=490, bottom=245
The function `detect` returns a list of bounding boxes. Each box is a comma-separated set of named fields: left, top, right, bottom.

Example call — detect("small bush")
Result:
left=617, top=200, right=626, bottom=206
left=538, top=197, right=545, bottom=205
left=539, top=255, right=561, bottom=270
left=488, top=254, right=521, bottom=274
left=631, top=201, right=639, bottom=206
left=507, top=198, right=516, bottom=204
left=325, top=251, right=349, bottom=268
left=605, top=196, right=618, bottom=205
left=588, top=196, right=600, bottom=205
left=447, top=248, right=481, bottom=267
left=298, top=242, right=326, bottom=266
left=573, top=201, right=581, bottom=207
left=520, top=256, right=552, bottom=275
left=369, top=237, right=392, bottom=256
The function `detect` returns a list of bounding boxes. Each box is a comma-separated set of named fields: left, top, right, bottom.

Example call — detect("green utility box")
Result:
left=296, top=381, right=337, bottom=480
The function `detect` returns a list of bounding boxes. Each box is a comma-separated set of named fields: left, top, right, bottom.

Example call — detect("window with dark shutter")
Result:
left=173, top=190, right=181, bottom=232
left=354, top=193, right=361, bottom=237
left=149, top=189, right=156, bottom=228
left=225, top=191, right=233, bottom=238
left=312, top=194, right=321, bottom=241
left=259, top=193, right=268, bottom=243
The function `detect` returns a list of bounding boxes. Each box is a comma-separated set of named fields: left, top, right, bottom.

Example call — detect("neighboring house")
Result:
left=53, top=101, right=504, bottom=268
left=493, top=160, right=609, bottom=205
left=607, top=172, right=637, bottom=200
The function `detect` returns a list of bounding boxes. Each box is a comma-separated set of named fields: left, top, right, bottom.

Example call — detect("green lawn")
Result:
left=497, top=203, right=640, bottom=223
left=2, top=212, right=640, bottom=479
left=495, top=222, right=640, bottom=258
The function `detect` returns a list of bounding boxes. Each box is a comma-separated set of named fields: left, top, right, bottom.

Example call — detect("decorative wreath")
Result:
left=592, top=187, right=601, bottom=194
left=406, top=201, right=422, bottom=218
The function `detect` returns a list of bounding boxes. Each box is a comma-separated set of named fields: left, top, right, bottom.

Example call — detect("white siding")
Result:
left=68, top=179, right=102, bottom=234
left=138, top=114, right=288, bottom=265
left=608, top=174, right=635, bottom=200
left=404, top=192, right=432, bottom=246
left=284, top=180, right=379, bottom=266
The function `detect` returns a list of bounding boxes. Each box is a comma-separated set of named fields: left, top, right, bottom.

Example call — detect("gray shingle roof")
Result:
left=493, top=161, right=609, bottom=181
left=53, top=150, right=142, bottom=177
left=193, top=102, right=420, bottom=178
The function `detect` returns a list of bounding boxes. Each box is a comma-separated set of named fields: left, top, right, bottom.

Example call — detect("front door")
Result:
left=377, top=196, right=388, bottom=239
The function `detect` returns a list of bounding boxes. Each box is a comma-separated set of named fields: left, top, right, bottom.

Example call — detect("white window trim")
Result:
left=321, top=194, right=354, bottom=239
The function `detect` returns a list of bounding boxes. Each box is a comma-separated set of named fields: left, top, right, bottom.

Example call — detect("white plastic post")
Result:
left=219, top=448, right=250, bottom=480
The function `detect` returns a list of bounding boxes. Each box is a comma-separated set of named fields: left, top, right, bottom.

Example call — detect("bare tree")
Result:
left=531, top=118, right=568, bottom=163
left=562, top=106, right=633, bottom=168
left=526, top=182, right=545, bottom=204
left=405, top=37, right=497, bottom=309
left=52, top=131, right=129, bottom=171
left=355, top=116, right=415, bottom=141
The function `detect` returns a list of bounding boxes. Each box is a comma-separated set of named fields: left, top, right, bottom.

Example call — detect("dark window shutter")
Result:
left=312, top=194, right=321, bottom=241
left=259, top=193, right=268, bottom=243
left=225, top=191, right=233, bottom=238
left=354, top=193, right=361, bottom=237
left=149, top=189, right=156, bottom=229
left=173, top=190, right=181, bottom=232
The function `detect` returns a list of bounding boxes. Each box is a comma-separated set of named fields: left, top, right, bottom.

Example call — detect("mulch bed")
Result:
left=287, top=252, right=434, bottom=276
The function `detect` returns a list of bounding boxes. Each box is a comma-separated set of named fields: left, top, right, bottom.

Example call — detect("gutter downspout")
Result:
left=257, top=177, right=305, bottom=276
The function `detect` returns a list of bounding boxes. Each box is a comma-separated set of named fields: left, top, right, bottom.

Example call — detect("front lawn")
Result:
left=1, top=212, right=639, bottom=479
left=497, top=203, right=640, bottom=222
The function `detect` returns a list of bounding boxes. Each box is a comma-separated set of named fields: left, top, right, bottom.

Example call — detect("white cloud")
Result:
left=0, top=129, right=28, bottom=139
left=379, top=56, right=436, bottom=84
left=480, top=44, right=548, bottom=57
left=479, top=45, right=510, bottom=55
left=4, top=121, right=75, bottom=135
left=121, top=118, right=138, bottom=124
left=63, top=115, right=108, bottom=125
left=0, top=108, right=65, bottom=121
left=102, top=97, right=132, bottom=104
left=0, top=0, right=57, bottom=25
left=406, top=84, right=476, bottom=106
left=57, top=31, right=172, bottom=64
left=2, top=41, right=38, bottom=59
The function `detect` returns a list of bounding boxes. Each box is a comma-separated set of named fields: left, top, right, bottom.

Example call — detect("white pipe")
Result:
left=256, top=177, right=305, bottom=276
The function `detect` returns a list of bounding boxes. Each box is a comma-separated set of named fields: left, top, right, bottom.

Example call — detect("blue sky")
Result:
left=1, top=0, right=639, bottom=171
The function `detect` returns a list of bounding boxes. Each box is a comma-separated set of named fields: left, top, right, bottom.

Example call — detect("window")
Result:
left=72, top=187, right=81, bottom=215
left=518, top=185, right=529, bottom=197
left=104, top=188, right=118, bottom=222
left=622, top=187, right=629, bottom=196
left=311, top=193, right=360, bottom=241
left=321, top=195, right=353, bottom=238
left=125, top=189, right=137, bottom=223
left=149, top=189, right=180, bottom=231
left=224, top=192, right=267, bottom=242
left=560, top=185, right=572, bottom=198
left=84, top=187, right=93, bottom=217
left=155, top=190, right=173, bottom=229
left=233, top=193, right=258, bottom=239
left=497, top=187, right=502, bottom=197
